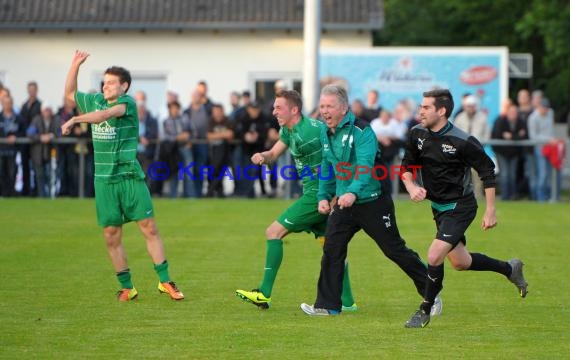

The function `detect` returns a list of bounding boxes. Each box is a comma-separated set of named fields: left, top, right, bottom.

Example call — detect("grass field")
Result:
left=1, top=198, right=569, bottom=359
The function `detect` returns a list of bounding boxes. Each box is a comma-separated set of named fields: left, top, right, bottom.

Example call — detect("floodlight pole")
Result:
left=302, top=0, right=321, bottom=114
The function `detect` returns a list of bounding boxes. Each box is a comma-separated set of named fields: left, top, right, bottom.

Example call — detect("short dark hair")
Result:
left=423, top=89, right=454, bottom=118
left=104, top=66, right=132, bottom=92
left=275, top=89, right=303, bottom=112
left=168, top=100, right=181, bottom=109
left=352, top=99, right=364, bottom=106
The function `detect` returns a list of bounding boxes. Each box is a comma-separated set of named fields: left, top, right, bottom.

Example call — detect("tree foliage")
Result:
left=374, top=0, right=569, bottom=121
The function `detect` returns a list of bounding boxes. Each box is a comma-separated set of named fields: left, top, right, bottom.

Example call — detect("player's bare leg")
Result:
left=103, top=225, right=127, bottom=271
left=446, top=243, right=472, bottom=270
left=137, top=217, right=184, bottom=300
left=104, top=225, right=137, bottom=301
left=137, top=218, right=165, bottom=263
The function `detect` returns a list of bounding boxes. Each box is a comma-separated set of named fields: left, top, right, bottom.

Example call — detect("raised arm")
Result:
left=61, top=104, right=126, bottom=135
left=64, top=50, right=90, bottom=107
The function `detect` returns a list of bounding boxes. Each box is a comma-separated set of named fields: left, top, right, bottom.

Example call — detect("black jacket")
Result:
left=0, top=112, right=24, bottom=156
left=402, top=122, right=496, bottom=203
left=139, top=113, right=159, bottom=159
left=236, top=113, right=271, bottom=156
left=491, top=115, right=525, bottom=158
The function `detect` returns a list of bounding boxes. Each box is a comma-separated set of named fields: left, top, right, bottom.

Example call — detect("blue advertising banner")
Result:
left=320, top=47, right=509, bottom=124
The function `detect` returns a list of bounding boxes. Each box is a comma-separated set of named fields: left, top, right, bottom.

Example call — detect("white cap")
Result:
left=464, top=95, right=479, bottom=107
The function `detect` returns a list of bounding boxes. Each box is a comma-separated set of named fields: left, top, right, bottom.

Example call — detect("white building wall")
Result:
left=0, top=30, right=371, bottom=117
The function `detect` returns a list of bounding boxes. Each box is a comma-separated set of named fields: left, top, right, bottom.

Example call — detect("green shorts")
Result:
left=94, top=178, right=154, bottom=227
left=277, top=193, right=328, bottom=238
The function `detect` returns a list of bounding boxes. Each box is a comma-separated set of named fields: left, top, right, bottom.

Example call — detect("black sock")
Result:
left=421, top=264, right=444, bottom=313
left=469, top=253, right=511, bottom=277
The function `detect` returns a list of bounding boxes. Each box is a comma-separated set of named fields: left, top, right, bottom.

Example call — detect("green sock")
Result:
left=258, top=239, right=283, bottom=297
left=341, top=262, right=355, bottom=307
left=116, top=269, right=133, bottom=289
left=154, top=260, right=171, bottom=283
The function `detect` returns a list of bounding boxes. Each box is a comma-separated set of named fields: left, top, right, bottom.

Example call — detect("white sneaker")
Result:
left=430, top=295, right=443, bottom=316
left=300, top=303, right=339, bottom=316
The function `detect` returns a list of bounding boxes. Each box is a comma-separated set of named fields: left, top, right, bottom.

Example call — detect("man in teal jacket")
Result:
left=301, top=84, right=433, bottom=315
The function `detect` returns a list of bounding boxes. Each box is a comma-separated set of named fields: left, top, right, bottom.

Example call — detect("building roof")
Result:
left=0, top=0, right=384, bottom=31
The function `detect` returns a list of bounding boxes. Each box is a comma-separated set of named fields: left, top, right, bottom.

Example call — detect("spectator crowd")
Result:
left=0, top=79, right=565, bottom=201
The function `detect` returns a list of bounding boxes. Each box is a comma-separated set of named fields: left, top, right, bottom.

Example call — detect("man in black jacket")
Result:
left=19, top=81, right=42, bottom=196
left=400, top=89, right=528, bottom=328
left=236, top=100, right=271, bottom=198
left=491, top=103, right=526, bottom=200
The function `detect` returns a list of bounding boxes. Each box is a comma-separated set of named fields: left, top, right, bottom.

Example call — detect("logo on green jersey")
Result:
left=341, top=134, right=354, bottom=148
left=92, top=121, right=117, bottom=140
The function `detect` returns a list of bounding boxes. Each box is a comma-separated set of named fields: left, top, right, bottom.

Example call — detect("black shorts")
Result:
left=431, top=196, right=477, bottom=247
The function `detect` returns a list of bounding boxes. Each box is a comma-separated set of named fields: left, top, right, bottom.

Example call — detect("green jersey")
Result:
left=75, top=91, right=145, bottom=183
left=279, top=115, right=323, bottom=194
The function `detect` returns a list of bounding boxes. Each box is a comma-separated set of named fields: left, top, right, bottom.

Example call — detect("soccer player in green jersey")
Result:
left=235, top=89, right=356, bottom=310
left=61, top=50, right=184, bottom=301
